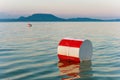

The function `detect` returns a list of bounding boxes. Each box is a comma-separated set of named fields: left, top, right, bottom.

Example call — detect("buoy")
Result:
left=27, top=23, right=32, bottom=27
left=57, top=38, right=93, bottom=62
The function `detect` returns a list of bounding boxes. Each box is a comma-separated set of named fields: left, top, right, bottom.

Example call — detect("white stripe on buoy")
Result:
left=57, top=38, right=93, bottom=62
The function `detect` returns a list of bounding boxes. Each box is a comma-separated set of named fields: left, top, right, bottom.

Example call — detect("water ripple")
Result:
left=0, top=22, right=120, bottom=80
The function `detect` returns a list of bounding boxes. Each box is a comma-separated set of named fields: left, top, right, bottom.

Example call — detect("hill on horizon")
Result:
left=0, top=13, right=120, bottom=22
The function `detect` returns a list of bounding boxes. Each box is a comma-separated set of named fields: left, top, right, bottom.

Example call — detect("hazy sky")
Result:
left=0, top=0, right=120, bottom=19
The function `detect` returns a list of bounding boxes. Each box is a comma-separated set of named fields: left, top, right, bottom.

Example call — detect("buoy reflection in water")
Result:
left=58, top=61, right=92, bottom=80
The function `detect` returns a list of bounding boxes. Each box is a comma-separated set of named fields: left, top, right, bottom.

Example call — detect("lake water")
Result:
left=0, top=22, right=120, bottom=80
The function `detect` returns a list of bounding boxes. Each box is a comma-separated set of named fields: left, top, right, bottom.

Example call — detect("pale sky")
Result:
left=0, top=0, right=120, bottom=19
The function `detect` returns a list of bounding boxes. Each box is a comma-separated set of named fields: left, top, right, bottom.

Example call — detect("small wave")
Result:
left=0, top=49, right=19, bottom=52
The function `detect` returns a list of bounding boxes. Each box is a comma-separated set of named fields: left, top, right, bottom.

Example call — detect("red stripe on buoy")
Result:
left=59, top=38, right=83, bottom=48
left=58, top=54, right=80, bottom=62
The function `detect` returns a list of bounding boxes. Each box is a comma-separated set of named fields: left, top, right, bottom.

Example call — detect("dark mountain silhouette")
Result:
left=17, top=14, right=65, bottom=21
left=67, top=18, right=103, bottom=21
left=0, top=13, right=120, bottom=22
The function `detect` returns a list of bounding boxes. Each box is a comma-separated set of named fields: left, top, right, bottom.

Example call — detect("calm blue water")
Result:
left=0, top=22, right=120, bottom=80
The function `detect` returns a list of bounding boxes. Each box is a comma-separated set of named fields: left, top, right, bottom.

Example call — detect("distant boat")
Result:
left=27, top=23, right=32, bottom=27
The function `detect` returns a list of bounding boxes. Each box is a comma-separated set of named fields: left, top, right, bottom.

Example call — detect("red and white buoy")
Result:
left=27, top=23, right=32, bottom=27
left=57, top=38, right=93, bottom=62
